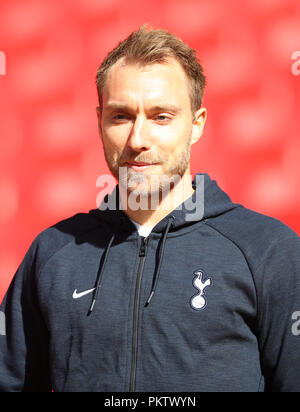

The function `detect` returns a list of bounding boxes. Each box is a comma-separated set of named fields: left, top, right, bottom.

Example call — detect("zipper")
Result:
left=129, top=236, right=149, bottom=392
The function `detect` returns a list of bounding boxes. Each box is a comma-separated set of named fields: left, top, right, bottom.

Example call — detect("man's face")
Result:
left=97, top=57, right=205, bottom=196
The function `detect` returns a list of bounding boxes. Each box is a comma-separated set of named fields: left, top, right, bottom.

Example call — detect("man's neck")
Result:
left=119, top=174, right=194, bottom=229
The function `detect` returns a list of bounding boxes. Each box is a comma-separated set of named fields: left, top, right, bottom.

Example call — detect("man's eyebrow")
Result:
left=105, top=103, right=129, bottom=111
left=105, top=102, right=182, bottom=113
left=150, top=104, right=182, bottom=113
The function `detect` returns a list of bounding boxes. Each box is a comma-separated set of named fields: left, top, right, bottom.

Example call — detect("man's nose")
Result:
left=126, top=116, right=151, bottom=152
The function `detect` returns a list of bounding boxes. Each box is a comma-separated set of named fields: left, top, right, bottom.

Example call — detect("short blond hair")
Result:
left=96, top=25, right=206, bottom=115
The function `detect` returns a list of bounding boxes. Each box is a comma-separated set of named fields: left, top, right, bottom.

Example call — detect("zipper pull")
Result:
left=139, top=236, right=148, bottom=257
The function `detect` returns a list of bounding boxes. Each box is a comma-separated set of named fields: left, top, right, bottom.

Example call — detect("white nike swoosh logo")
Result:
left=72, top=288, right=95, bottom=299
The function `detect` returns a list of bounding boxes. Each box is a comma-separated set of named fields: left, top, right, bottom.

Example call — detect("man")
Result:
left=1, top=25, right=300, bottom=392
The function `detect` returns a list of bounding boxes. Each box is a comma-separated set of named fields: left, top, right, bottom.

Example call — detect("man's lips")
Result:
left=124, top=162, right=159, bottom=171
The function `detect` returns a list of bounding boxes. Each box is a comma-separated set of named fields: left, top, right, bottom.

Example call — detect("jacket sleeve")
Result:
left=0, top=238, right=51, bottom=392
left=256, top=231, right=300, bottom=392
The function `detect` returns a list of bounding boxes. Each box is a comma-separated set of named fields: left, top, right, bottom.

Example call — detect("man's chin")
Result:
left=120, top=183, right=158, bottom=198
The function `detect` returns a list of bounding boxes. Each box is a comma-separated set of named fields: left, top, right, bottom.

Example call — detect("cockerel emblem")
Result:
left=190, top=270, right=212, bottom=311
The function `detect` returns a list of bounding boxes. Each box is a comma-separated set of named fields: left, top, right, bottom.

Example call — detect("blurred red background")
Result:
left=0, top=0, right=300, bottom=303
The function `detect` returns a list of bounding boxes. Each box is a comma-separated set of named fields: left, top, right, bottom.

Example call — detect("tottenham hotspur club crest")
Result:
left=190, top=270, right=212, bottom=311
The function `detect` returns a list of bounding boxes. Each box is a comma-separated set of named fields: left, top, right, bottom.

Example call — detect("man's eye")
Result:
left=155, top=115, right=171, bottom=122
left=112, top=114, right=130, bottom=121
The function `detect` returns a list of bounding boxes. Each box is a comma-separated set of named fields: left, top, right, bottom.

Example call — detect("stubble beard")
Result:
left=102, top=136, right=192, bottom=202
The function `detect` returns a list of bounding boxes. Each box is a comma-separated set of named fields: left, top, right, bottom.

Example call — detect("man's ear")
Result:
left=96, top=106, right=103, bottom=138
left=96, top=106, right=101, bottom=121
left=191, top=107, right=207, bottom=145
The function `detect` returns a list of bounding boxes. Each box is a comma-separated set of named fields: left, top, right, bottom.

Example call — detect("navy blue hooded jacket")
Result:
left=0, top=173, right=300, bottom=392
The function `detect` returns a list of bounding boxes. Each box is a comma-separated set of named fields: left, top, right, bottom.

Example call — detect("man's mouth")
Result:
left=124, top=162, right=159, bottom=171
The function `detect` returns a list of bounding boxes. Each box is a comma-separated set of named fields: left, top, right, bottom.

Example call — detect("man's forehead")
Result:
left=103, top=57, right=190, bottom=106
left=105, top=55, right=187, bottom=84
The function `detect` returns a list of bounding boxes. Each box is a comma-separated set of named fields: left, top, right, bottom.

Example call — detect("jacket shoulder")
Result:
left=204, top=205, right=299, bottom=269
left=29, top=212, right=104, bottom=272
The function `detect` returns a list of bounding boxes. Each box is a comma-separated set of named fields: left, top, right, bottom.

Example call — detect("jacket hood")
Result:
left=89, top=172, right=241, bottom=234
